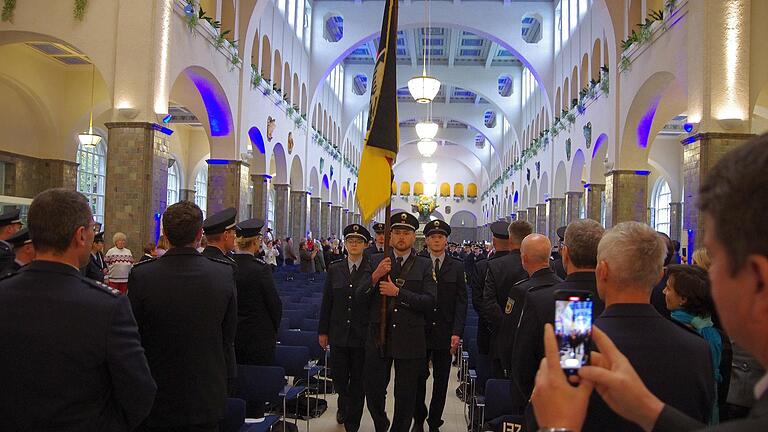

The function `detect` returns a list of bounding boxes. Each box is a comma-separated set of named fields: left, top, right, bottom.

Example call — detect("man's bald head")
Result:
left=521, top=233, right=552, bottom=275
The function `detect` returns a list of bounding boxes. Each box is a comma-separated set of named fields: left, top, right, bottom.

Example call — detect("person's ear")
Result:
left=748, top=255, right=768, bottom=319
left=596, top=260, right=608, bottom=282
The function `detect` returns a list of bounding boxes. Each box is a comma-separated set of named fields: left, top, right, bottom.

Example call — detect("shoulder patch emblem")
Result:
left=82, top=277, right=120, bottom=296
left=254, top=257, right=267, bottom=265
left=132, top=258, right=155, bottom=267
left=206, top=256, right=232, bottom=266
left=505, top=298, right=515, bottom=314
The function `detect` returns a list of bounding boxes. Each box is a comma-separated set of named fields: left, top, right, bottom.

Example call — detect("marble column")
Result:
left=251, top=174, right=271, bottom=222
left=180, top=189, right=195, bottom=202
left=309, top=197, right=322, bottom=239
left=584, top=183, right=605, bottom=224
left=669, top=202, right=682, bottom=243
left=320, top=201, right=332, bottom=239
left=604, top=170, right=649, bottom=227
left=682, top=133, right=755, bottom=251
left=104, top=122, right=170, bottom=258
left=565, top=191, right=583, bottom=224
left=527, top=206, right=537, bottom=228
left=273, top=184, right=291, bottom=240
left=330, top=205, right=343, bottom=238
left=547, top=198, right=566, bottom=245
left=289, top=191, right=309, bottom=241
left=536, top=203, right=548, bottom=236
left=207, top=160, right=250, bottom=221
left=516, top=210, right=528, bottom=223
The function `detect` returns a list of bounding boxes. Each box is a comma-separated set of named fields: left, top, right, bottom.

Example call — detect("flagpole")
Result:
left=378, top=200, right=392, bottom=355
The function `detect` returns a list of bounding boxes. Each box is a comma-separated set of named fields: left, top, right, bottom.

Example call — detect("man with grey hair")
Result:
left=511, top=219, right=606, bottom=409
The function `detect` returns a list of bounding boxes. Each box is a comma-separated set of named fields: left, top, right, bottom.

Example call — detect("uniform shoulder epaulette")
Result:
left=132, top=258, right=155, bottom=268
left=445, top=254, right=461, bottom=263
left=81, top=277, right=120, bottom=296
left=513, top=277, right=530, bottom=286
left=205, top=256, right=233, bottom=266
left=0, top=270, right=19, bottom=282
left=253, top=257, right=267, bottom=265
left=329, top=258, right=345, bottom=267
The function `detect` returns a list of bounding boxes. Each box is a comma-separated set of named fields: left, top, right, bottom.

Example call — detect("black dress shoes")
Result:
left=336, top=408, right=346, bottom=424
left=410, top=422, right=425, bottom=432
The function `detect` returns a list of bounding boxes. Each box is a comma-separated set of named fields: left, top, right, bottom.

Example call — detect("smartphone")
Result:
left=553, top=289, right=593, bottom=375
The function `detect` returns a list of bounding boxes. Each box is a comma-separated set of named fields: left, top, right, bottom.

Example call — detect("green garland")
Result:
left=1, top=0, right=16, bottom=22
left=74, top=0, right=87, bottom=21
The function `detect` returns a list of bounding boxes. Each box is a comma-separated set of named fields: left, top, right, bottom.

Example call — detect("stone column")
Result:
left=207, top=160, right=250, bottom=221
left=309, top=197, right=322, bottom=239
left=604, top=170, right=649, bottom=227
left=289, top=190, right=309, bottom=241
left=353, top=213, right=362, bottom=224
left=565, top=191, right=583, bottom=224
left=516, top=210, right=528, bottom=223
left=273, top=184, right=291, bottom=240
left=681, top=133, right=755, bottom=251
left=527, top=206, right=537, bottom=228
left=179, top=189, right=195, bottom=202
left=330, top=205, right=343, bottom=238
left=341, top=209, right=349, bottom=229
left=536, top=203, right=548, bottom=236
left=251, top=174, right=271, bottom=221
left=669, top=202, right=683, bottom=243
left=104, top=122, right=169, bottom=258
left=547, top=198, right=566, bottom=245
left=584, top=183, right=605, bottom=224
left=320, top=201, right=332, bottom=239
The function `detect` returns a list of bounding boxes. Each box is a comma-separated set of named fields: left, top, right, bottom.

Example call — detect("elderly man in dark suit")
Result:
left=412, top=219, right=467, bottom=432
left=362, top=212, right=437, bottom=432
left=129, top=201, right=237, bottom=432
left=0, top=188, right=156, bottom=431
left=532, top=135, right=768, bottom=432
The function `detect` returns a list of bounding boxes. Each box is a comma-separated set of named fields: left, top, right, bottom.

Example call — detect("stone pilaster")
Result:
left=584, top=183, right=605, bottom=223
left=330, top=205, right=343, bottom=238
left=536, top=203, right=548, bottom=235
left=681, top=133, right=755, bottom=251
left=251, top=174, right=271, bottom=221
left=289, top=190, right=309, bottom=241
left=309, top=197, right=322, bottom=239
left=565, top=191, right=583, bottom=224
left=516, top=210, right=528, bottom=223
left=273, top=184, right=291, bottom=240
left=604, top=170, right=649, bottom=227
left=547, top=198, right=566, bottom=245
left=669, top=202, right=682, bottom=242
left=180, top=189, right=195, bottom=202
left=207, top=160, right=250, bottom=221
left=353, top=213, right=362, bottom=224
left=104, top=122, right=169, bottom=258
left=320, top=201, right=332, bottom=239
left=527, top=206, right=537, bottom=228
left=0, top=151, right=79, bottom=198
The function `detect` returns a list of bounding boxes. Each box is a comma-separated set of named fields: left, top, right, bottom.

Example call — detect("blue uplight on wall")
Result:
left=636, top=99, right=660, bottom=149
left=189, top=72, right=231, bottom=137
left=322, top=175, right=329, bottom=189
left=248, top=127, right=266, bottom=154
left=162, top=114, right=172, bottom=124
left=683, top=122, right=694, bottom=133
left=513, top=191, right=519, bottom=203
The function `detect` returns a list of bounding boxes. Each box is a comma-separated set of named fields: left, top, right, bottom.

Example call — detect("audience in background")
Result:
left=155, top=235, right=170, bottom=257
left=299, top=239, right=316, bottom=273
left=284, top=237, right=297, bottom=265
left=139, top=243, right=156, bottom=263
left=105, top=232, right=133, bottom=294
left=692, top=247, right=712, bottom=270
left=263, top=240, right=279, bottom=271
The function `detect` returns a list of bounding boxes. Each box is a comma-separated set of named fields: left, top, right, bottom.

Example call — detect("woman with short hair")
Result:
left=104, top=232, right=133, bottom=294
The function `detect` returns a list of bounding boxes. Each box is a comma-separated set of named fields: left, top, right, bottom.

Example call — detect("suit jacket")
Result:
left=231, top=253, right=282, bottom=361
left=319, top=255, right=372, bottom=347
left=0, top=261, right=156, bottom=431
left=653, top=388, right=768, bottom=431
left=471, top=250, right=509, bottom=354
left=361, top=250, right=436, bottom=359
left=582, top=304, right=715, bottom=431
left=300, top=248, right=316, bottom=273
left=512, top=271, right=605, bottom=401
left=420, top=253, right=468, bottom=350
left=128, top=247, right=237, bottom=427
left=365, top=244, right=384, bottom=256
left=481, top=249, right=528, bottom=358
left=202, top=246, right=238, bottom=277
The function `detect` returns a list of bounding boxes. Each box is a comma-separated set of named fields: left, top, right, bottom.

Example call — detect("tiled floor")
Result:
left=302, top=364, right=469, bottom=432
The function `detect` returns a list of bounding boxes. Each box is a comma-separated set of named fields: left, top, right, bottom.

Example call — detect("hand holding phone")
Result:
left=553, top=289, right=594, bottom=376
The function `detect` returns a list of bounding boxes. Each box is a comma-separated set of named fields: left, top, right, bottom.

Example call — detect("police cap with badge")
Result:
left=556, top=226, right=567, bottom=242
left=93, top=231, right=105, bottom=243
left=389, top=211, right=419, bottom=231
left=236, top=218, right=265, bottom=238
left=6, top=228, right=31, bottom=248
left=203, top=207, right=237, bottom=235
left=0, top=209, right=22, bottom=227
left=490, top=220, right=510, bottom=240
left=371, top=222, right=386, bottom=234
left=423, top=219, right=451, bottom=237
left=344, top=223, right=371, bottom=243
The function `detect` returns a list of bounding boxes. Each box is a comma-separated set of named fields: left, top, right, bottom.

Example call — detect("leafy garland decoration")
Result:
left=2, top=0, right=16, bottom=22
left=74, top=0, right=88, bottom=21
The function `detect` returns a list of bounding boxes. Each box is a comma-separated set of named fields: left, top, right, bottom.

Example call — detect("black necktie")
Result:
left=396, top=256, right=403, bottom=268
left=434, top=258, right=440, bottom=274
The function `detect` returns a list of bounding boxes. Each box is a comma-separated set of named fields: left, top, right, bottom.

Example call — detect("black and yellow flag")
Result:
left=356, top=0, right=399, bottom=222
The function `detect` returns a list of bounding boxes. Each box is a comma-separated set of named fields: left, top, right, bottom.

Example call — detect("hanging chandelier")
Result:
left=78, top=63, right=102, bottom=148
left=415, top=121, right=439, bottom=140
left=417, top=138, right=438, bottom=157
left=408, top=0, right=440, bottom=103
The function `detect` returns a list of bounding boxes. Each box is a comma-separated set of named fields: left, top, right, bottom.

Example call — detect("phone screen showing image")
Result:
left=554, top=294, right=593, bottom=374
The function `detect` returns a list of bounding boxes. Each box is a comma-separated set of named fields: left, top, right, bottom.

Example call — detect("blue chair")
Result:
left=274, top=345, right=316, bottom=430
left=221, top=398, right=246, bottom=432
left=301, top=318, right=319, bottom=332
left=283, top=310, right=308, bottom=329
left=481, top=379, right=524, bottom=430
left=234, top=365, right=286, bottom=432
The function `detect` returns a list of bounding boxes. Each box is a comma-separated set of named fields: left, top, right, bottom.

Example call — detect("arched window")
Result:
left=652, top=178, right=672, bottom=235
left=167, top=162, right=180, bottom=206
left=194, top=165, right=208, bottom=218
left=267, top=187, right=276, bottom=230
left=76, top=142, right=106, bottom=224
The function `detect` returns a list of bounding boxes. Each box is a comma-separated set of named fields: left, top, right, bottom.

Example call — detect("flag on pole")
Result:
left=356, top=0, right=399, bottom=222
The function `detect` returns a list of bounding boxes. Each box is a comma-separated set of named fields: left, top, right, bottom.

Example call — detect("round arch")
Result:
left=269, top=142, right=288, bottom=184
left=289, top=155, right=304, bottom=190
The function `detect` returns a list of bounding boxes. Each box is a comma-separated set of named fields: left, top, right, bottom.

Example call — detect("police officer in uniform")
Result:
left=231, top=218, right=282, bottom=366
left=413, top=220, right=467, bottom=432
left=480, top=219, right=532, bottom=378
left=128, top=201, right=237, bottom=431
left=2, top=228, right=34, bottom=275
left=0, top=189, right=156, bottom=431
left=363, top=212, right=437, bottom=432
left=0, top=209, right=23, bottom=274
left=82, top=231, right=108, bottom=282
left=365, top=222, right=386, bottom=255
left=319, top=223, right=373, bottom=431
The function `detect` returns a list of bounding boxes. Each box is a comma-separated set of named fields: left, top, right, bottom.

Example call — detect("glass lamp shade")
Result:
left=415, top=121, right=439, bottom=140
left=417, top=138, right=438, bottom=158
left=78, top=130, right=102, bottom=147
left=424, top=183, right=437, bottom=197
left=408, top=75, right=441, bottom=103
